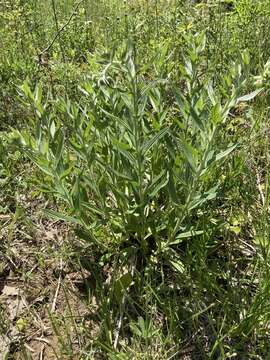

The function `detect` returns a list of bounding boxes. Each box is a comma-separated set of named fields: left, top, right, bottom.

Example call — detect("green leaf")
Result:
left=34, top=83, right=42, bottom=103
left=16, top=318, right=27, bottom=332
left=114, top=272, right=133, bottom=303
left=173, top=88, right=189, bottom=121
left=99, top=107, right=131, bottom=132
left=207, top=81, right=216, bottom=105
left=112, top=137, right=131, bottom=151
left=184, top=58, right=193, bottom=78
left=138, top=94, right=148, bottom=117
left=54, top=130, right=65, bottom=169
left=215, top=143, right=237, bottom=162
left=188, top=185, right=219, bottom=210
left=25, top=150, right=54, bottom=177
left=127, top=50, right=136, bottom=79
left=141, top=127, right=168, bottom=155
left=210, top=103, right=222, bottom=125
left=20, top=80, right=34, bottom=100
left=43, top=209, right=82, bottom=225
left=81, top=201, right=104, bottom=216
left=104, top=165, right=133, bottom=181
left=169, top=259, right=185, bottom=273
left=168, top=170, right=178, bottom=203
left=170, top=230, right=204, bottom=245
left=230, top=225, right=241, bottom=235
left=181, top=140, right=197, bottom=173
left=147, top=170, right=169, bottom=198
left=114, top=145, right=136, bottom=165
left=189, top=106, right=205, bottom=132
left=60, top=164, right=74, bottom=180
left=50, top=120, right=56, bottom=139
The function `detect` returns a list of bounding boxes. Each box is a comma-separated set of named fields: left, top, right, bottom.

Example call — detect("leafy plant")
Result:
left=12, top=34, right=260, bottom=275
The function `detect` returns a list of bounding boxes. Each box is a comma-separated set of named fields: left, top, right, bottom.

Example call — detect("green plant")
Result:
left=12, top=33, right=261, bottom=277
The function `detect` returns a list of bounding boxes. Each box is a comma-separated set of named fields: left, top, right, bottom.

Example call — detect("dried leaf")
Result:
left=1, top=285, right=19, bottom=297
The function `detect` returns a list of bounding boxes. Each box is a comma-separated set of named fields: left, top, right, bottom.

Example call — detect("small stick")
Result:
left=34, top=337, right=51, bottom=346
left=39, top=345, right=45, bottom=360
left=256, top=171, right=265, bottom=206
left=51, top=258, right=63, bottom=313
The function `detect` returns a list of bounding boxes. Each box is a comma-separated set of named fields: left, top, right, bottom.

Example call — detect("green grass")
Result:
left=1, top=0, right=270, bottom=359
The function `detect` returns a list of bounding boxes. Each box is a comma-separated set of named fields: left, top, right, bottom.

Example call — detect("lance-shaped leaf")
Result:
left=146, top=170, right=169, bottom=198
left=236, top=88, right=262, bottom=104
left=215, top=143, right=238, bottom=162
left=181, top=139, right=198, bottom=173
left=141, top=127, right=168, bottom=156
left=43, top=209, right=82, bottom=225
left=170, top=230, right=204, bottom=245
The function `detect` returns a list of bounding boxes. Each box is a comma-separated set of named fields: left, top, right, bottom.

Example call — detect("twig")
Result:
left=0, top=214, right=11, bottom=220
left=239, top=238, right=257, bottom=255
left=39, top=345, right=45, bottom=360
left=51, top=258, right=63, bottom=313
left=256, top=171, right=265, bottom=206
left=39, top=0, right=83, bottom=58
left=34, top=337, right=51, bottom=346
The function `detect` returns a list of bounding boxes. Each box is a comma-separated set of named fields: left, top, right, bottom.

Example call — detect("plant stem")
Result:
left=51, top=0, right=66, bottom=62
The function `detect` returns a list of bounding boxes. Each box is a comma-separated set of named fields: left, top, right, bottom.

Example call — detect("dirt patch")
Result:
left=0, top=199, right=99, bottom=359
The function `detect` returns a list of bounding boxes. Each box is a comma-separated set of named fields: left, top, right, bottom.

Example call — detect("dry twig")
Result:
left=38, top=0, right=84, bottom=63
left=51, top=258, right=63, bottom=313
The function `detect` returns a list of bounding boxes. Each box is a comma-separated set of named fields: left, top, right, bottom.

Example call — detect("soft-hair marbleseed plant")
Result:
left=12, top=34, right=261, bottom=281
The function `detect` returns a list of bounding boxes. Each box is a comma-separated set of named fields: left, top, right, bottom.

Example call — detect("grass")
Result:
left=1, top=0, right=270, bottom=359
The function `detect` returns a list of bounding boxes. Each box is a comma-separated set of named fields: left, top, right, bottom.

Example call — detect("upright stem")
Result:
left=51, top=0, right=66, bottom=62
